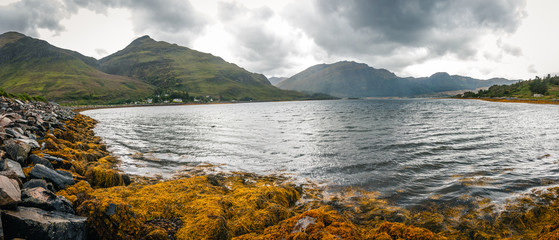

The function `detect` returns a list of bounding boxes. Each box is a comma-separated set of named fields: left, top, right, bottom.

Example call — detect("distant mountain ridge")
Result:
left=268, top=77, right=287, bottom=85
left=277, top=61, right=517, bottom=98
left=99, top=35, right=306, bottom=101
left=0, top=32, right=317, bottom=104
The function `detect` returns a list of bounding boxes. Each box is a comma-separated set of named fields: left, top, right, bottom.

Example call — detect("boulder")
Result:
left=0, top=116, right=11, bottom=127
left=0, top=175, right=21, bottom=206
left=2, top=206, right=87, bottom=240
left=29, top=164, right=75, bottom=189
left=5, top=128, right=25, bottom=139
left=21, top=187, right=74, bottom=214
left=5, top=159, right=25, bottom=178
left=28, top=154, right=54, bottom=169
left=2, top=141, right=31, bottom=164
left=18, top=138, right=41, bottom=149
left=23, top=179, right=55, bottom=192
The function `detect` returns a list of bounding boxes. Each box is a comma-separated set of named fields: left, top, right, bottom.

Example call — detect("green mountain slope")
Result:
left=0, top=32, right=153, bottom=104
left=100, top=36, right=310, bottom=101
left=277, top=61, right=517, bottom=98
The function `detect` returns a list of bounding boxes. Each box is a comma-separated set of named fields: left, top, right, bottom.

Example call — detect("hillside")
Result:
left=458, top=74, right=559, bottom=99
left=100, top=36, right=310, bottom=101
left=277, top=61, right=517, bottom=98
left=0, top=32, right=153, bottom=104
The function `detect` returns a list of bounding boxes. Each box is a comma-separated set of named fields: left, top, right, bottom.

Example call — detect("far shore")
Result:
left=71, top=101, right=235, bottom=112
left=461, top=97, right=559, bottom=105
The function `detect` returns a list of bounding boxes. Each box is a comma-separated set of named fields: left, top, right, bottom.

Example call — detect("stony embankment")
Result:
left=3, top=97, right=559, bottom=239
left=0, top=97, right=130, bottom=239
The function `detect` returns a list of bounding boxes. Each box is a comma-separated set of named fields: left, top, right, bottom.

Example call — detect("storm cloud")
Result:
left=0, top=0, right=536, bottom=78
left=0, top=0, right=69, bottom=36
left=63, top=0, right=208, bottom=43
left=284, top=0, right=527, bottom=70
left=216, top=2, right=312, bottom=75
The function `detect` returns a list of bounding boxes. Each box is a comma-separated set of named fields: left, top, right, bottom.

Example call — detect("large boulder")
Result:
left=2, top=141, right=31, bottom=164
left=2, top=206, right=87, bottom=240
left=28, top=154, right=54, bottom=169
left=5, top=159, right=25, bottom=178
left=21, top=187, right=74, bottom=214
left=0, top=175, right=21, bottom=206
left=29, top=164, right=75, bottom=189
left=23, top=179, right=55, bottom=192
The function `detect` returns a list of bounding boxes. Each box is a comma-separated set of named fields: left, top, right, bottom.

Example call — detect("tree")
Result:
left=529, top=79, right=548, bottom=95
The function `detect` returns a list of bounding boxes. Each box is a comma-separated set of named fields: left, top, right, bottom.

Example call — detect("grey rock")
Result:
left=28, top=154, right=54, bottom=169
left=18, top=137, right=40, bottom=149
left=2, top=206, right=87, bottom=240
left=0, top=116, right=11, bottom=127
left=5, top=159, right=25, bottom=178
left=56, top=170, right=73, bottom=179
left=0, top=159, right=7, bottom=171
left=24, top=179, right=55, bottom=192
left=0, top=175, right=21, bottom=206
left=29, top=164, right=75, bottom=189
left=2, top=141, right=31, bottom=164
left=5, top=128, right=24, bottom=138
left=21, top=187, right=74, bottom=214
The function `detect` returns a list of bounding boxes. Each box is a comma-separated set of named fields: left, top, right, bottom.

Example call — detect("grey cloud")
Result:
left=284, top=0, right=527, bottom=70
left=217, top=2, right=298, bottom=75
left=63, top=0, right=208, bottom=42
left=0, top=0, right=69, bottom=36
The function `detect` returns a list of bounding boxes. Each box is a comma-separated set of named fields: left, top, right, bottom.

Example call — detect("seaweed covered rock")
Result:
left=239, top=207, right=362, bottom=240
left=2, top=206, right=87, bottom=240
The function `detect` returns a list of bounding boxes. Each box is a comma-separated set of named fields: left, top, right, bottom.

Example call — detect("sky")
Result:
left=0, top=0, right=558, bottom=80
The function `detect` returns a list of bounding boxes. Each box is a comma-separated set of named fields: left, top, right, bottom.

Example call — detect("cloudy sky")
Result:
left=0, top=0, right=557, bottom=80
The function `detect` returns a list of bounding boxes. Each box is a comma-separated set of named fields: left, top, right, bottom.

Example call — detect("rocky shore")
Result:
left=0, top=97, right=130, bottom=239
left=3, top=96, right=559, bottom=239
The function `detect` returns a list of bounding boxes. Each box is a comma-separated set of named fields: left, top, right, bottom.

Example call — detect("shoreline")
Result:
left=460, top=97, right=559, bottom=105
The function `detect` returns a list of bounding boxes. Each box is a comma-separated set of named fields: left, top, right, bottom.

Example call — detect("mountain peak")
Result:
left=0, top=31, right=26, bottom=48
left=430, top=72, right=451, bottom=78
left=129, top=35, right=156, bottom=46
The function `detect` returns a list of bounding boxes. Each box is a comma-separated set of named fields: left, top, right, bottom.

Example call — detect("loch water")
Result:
left=83, top=99, right=559, bottom=206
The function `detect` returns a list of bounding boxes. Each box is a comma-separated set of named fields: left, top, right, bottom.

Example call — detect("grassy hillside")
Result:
left=0, top=32, right=153, bottom=104
left=278, top=61, right=517, bottom=98
left=457, top=75, right=559, bottom=99
left=100, top=36, right=314, bottom=101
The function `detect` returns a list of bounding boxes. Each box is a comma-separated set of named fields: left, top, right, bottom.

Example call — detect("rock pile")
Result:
left=0, top=97, right=88, bottom=240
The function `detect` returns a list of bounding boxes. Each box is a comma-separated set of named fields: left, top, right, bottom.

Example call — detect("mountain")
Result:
left=0, top=32, right=153, bottom=104
left=268, top=77, right=287, bottom=85
left=277, top=61, right=517, bottom=98
left=100, top=36, right=308, bottom=101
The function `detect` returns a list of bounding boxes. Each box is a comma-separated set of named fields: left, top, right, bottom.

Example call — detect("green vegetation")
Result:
left=0, top=87, right=47, bottom=102
left=456, top=74, right=559, bottom=99
left=0, top=32, right=331, bottom=105
left=277, top=61, right=517, bottom=98
left=0, top=32, right=154, bottom=105
left=100, top=36, right=321, bottom=102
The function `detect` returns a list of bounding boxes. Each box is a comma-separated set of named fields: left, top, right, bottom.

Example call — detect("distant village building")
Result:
left=534, top=94, right=544, bottom=97
left=172, top=98, right=183, bottom=103
left=146, top=98, right=153, bottom=103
